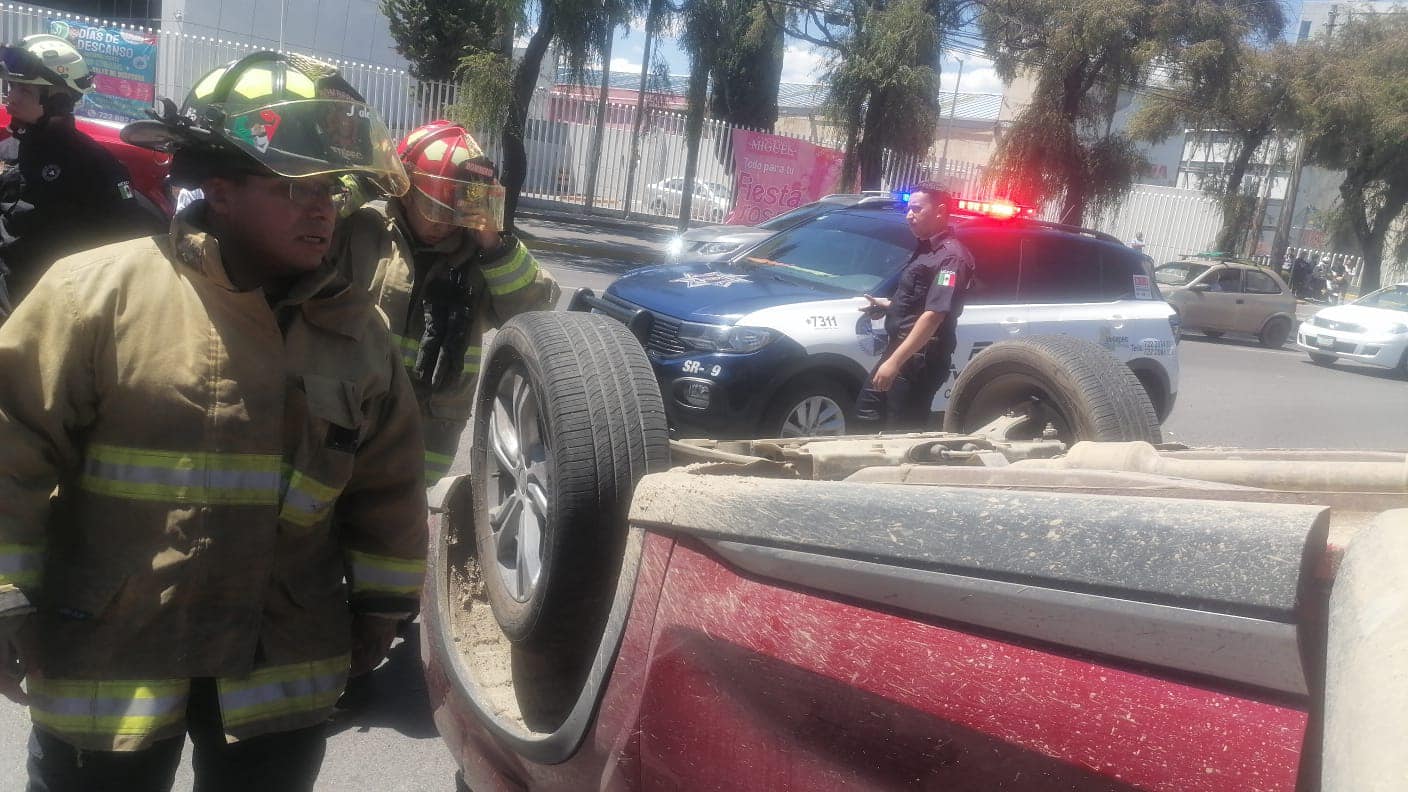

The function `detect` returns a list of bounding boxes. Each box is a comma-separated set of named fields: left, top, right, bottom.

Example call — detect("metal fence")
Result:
left=0, top=1, right=1002, bottom=227
left=4, top=0, right=1274, bottom=250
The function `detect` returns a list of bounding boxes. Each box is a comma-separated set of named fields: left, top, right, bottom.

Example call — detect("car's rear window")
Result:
left=1155, top=262, right=1211, bottom=287
left=955, top=227, right=1156, bottom=304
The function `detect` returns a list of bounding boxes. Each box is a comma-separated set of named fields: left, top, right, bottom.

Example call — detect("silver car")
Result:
left=1156, top=258, right=1298, bottom=347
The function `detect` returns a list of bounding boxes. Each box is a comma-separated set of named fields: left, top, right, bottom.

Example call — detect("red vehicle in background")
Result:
left=0, top=106, right=173, bottom=217
left=421, top=309, right=1408, bottom=791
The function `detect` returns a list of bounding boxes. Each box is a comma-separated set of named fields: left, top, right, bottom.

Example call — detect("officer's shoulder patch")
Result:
left=935, top=270, right=956, bottom=288
left=117, top=180, right=134, bottom=200
left=41, top=164, right=61, bottom=182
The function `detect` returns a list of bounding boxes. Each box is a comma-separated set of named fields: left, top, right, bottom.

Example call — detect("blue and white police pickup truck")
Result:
left=575, top=197, right=1180, bottom=438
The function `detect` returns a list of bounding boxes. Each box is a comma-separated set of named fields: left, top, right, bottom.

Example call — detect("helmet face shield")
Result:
left=0, top=46, right=45, bottom=83
left=409, top=172, right=506, bottom=232
left=221, top=99, right=409, bottom=196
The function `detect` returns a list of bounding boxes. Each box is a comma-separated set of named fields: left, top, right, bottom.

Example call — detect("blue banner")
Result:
left=47, top=18, right=159, bottom=123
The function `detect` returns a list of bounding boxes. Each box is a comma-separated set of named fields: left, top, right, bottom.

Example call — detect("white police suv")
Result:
left=580, top=197, right=1180, bottom=438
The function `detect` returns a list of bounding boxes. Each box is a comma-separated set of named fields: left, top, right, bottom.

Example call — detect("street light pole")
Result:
left=939, top=58, right=964, bottom=178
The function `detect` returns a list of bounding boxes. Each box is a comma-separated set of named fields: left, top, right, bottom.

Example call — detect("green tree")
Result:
left=676, top=0, right=729, bottom=228
left=381, top=0, right=503, bottom=82
left=1129, top=44, right=1301, bottom=252
left=1293, top=12, right=1408, bottom=292
left=448, top=0, right=641, bottom=230
left=710, top=0, right=785, bottom=131
left=980, top=0, right=1283, bottom=226
left=767, top=0, right=948, bottom=189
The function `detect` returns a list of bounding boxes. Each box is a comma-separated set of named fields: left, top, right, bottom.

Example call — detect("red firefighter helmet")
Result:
left=398, top=120, right=503, bottom=231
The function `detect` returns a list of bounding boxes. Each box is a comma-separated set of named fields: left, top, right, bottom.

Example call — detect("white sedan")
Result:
left=1296, top=282, right=1408, bottom=377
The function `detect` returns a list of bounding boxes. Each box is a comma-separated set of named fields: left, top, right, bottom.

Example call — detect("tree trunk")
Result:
left=621, top=2, right=660, bottom=219
left=1058, top=182, right=1086, bottom=227
left=856, top=90, right=887, bottom=190
left=679, top=55, right=710, bottom=232
left=1345, top=175, right=1408, bottom=294
left=1215, top=131, right=1270, bottom=251
left=584, top=28, right=615, bottom=211
left=839, top=109, right=862, bottom=192
left=501, top=15, right=557, bottom=233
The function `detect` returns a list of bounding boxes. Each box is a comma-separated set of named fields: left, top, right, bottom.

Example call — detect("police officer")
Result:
left=0, top=34, right=161, bottom=305
left=0, top=52, right=426, bottom=790
left=856, top=182, right=974, bottom=431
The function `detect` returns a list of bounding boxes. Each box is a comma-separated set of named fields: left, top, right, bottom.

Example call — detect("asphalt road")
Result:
left=1, top=251, right=1403, bottom=789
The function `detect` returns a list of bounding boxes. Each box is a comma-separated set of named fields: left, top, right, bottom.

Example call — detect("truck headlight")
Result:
left=677, top=322, right=776, bottom=353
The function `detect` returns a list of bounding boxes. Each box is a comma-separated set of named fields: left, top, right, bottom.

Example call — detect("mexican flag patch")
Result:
left=935, top=269, right=956, bottom=288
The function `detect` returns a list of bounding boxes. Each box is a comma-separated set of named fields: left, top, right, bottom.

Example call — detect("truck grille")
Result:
left=603, top=293, right=689, bottom=359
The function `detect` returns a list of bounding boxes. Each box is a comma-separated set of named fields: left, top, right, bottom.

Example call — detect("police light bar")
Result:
left=955, top=198, right=1032, bottom=220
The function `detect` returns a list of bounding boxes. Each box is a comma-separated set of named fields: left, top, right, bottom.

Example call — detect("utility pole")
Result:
left=938, top=58, right=964, bottom=178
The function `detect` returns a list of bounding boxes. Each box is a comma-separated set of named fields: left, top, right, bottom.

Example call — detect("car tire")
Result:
left=1203, top=330, right=1225, bottom=339
left=761, top=375, right=855, bottom=438
left=471, top=312, right=669, bottom=650
left=1259, top=317, right=1292, bottom=348
left=942, top=335, right=1161, bottom=444
left=1309, top=352, right=1338, bottom=366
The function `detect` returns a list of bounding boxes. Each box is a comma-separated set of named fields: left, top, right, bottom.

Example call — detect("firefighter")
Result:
left=333, top=120, right=559, bottom=484
left=0, top=51, right=426, bottom=791
left=0, top=33, right=163, bottom=305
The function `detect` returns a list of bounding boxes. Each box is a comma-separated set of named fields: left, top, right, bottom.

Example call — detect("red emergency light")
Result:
left=955, top=198, right=1032, bottom=220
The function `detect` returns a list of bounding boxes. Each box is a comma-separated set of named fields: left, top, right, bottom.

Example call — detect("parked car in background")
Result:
left=584, top=197, right=1179, bottom=440
left=643, top=177, right=731, bottom=222
left=665, top=192, right=893, bottom=262
left=1156, top=257, right=1297, bottom=347
left=1296, top=282, right=1408, bottom=376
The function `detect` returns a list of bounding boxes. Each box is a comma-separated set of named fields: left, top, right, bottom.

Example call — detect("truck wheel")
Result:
left=762, top=375, right=853, bottom=438
left=942, top=335, right=1161, bottom=444
left=471, top=312, right=669, bottom=649
left=1259, top=317, right=1292, bottom=348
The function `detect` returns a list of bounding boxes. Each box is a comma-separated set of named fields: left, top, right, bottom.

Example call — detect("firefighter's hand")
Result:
left=349, top=613, right=400, bottom=676
left=871, top=359, right=901, bottom=392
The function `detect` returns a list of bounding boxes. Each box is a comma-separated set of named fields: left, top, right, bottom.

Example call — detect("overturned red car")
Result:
left=420, top=309, right=1408, bottom=791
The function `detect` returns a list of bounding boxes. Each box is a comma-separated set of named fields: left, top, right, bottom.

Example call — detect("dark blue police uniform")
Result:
left=856, top=229, right=974, bottom=430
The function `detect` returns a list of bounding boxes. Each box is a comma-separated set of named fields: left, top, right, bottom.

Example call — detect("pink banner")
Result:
left=727, top=130, right=845, bottom=226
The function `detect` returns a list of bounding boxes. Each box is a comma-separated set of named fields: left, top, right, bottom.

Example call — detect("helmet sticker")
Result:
left=232, top=109, right=282, bottom=153
left=41, top=164, right=61, bottom=181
